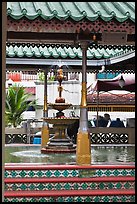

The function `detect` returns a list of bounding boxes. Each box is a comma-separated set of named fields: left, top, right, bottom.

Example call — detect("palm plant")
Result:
left=5, top=84, right=37, bottom=127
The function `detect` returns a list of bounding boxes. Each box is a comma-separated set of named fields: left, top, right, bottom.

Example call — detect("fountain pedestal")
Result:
left=41, top=117, right=79, bottom=153
left=41, top=68, right=79, bottom=153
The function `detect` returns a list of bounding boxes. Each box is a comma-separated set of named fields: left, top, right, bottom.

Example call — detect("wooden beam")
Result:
left=7, top=31, right=135, bottom=45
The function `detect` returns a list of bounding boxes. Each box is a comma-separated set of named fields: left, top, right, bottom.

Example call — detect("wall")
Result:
left=35, top=80, right=81, bottom=118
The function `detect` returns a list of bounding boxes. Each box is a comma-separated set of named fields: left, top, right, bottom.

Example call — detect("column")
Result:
left=41, top=70, right=49, bottom=148
left=2, top=2, right=7, bottom=201
left=76, top=41, right=91, bottom=165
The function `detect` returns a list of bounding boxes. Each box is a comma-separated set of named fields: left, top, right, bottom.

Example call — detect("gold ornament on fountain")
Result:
left=55, top=67, right=65, bottom=103
left=57, top=68, right=64, bottom=82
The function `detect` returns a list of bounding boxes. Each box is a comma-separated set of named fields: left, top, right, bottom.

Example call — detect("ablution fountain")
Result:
left=41, top=67, right=79, bottom=153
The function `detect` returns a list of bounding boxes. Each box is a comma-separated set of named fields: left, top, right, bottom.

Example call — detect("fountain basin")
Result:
left=43, top=117, right=79, bottom=125
left=48, top=103, right=72, bottom=111
left=5, top=144, right=135, bottom=165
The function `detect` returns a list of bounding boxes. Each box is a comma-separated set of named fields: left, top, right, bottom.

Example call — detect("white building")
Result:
left=6, top=72, right=135, bottom=125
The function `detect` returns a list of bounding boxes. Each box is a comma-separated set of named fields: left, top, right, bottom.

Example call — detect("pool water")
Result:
left=5, top=144, right=135, bottom=165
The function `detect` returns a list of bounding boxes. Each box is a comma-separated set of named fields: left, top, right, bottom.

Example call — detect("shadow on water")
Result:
left=5, top=144, right=135, bottom=165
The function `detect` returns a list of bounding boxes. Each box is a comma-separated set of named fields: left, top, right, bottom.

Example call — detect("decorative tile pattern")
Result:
left=4, top=166, right=135, bottom=202
left=5, top=169, right=79, bottom=178
left=5, top=181, right=135, bottom=191
left=5, top=168, right=135, bottom=179
left=4, top=195, right=135, bottom=202
left=79, top=169, right=135, bottom=178
left=5, top=134, right=27, bottom=144
left=90, top=133, right=128, bottom=144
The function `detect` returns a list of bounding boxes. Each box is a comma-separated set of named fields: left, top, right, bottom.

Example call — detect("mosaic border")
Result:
left=4, top=195, right=135, bottom=202
left=5, top=168, right=135, bottom=178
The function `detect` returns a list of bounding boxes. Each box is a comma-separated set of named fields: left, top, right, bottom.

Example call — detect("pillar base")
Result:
left=41, top=126, right=49, bottom=148
left=76, top=131, right=91, bottom=165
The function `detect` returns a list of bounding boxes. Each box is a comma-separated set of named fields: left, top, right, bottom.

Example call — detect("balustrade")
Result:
left=5, top=127, right=135, bottom=144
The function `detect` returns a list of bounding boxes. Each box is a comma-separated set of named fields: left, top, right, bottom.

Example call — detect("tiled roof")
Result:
left=7, top=2, right=135, bottom=22
left=6, top=44, right=135, bottom=59
left=87, top=92, right=135, bottom=104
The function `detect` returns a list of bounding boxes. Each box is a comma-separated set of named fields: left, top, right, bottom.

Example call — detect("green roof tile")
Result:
left=7, top=2, right=135, bottom=22
left=6, top=44, right=135, bottom=60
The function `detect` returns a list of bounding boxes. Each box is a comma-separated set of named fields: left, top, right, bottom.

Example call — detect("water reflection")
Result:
left=5, top=145, right=135, bottom=165
left=91, top=146, right=135, bottom=164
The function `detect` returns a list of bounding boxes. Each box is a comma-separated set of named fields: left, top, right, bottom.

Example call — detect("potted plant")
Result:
left=5, top=84, right=37, bottom=128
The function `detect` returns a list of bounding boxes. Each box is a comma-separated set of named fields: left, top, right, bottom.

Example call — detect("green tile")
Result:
left=5, top=171, right=9, bottom=178
left=4, top=198, right=9, bottom=202
left=103, top=196, right=110, bottom=202
left=76, top=196, right=82, bottom=202
left=130, top=195, right=135, bottom=202
left=45, top=170, right=52, bottom=177
left=105, top=170, right=111, bottom=176
left=11, top=170, right=17, bottom=177
left=38, top=183, right=45, bottom=190
left=62, top=170, right=69, bottom=177
left=108, top=182, right=114, bottom=189
left=29, top=183, right=35, bottom=190
left=57, top=197, right=64, bottom=202
left=64, top=183, right=71, bottom=190
left=54, top=170, right=61, bottom=177
left=72, top=170, right=78, bottom=177
left=130, top=170, right=135, bottom=176
left=47, top=183, right=52, bottom=190
left=12, top=198, right=18, bottom=202
left=99, top=182, right=105, bottom=189
left=115, top=182, right=122, bottom=189
left=124, top=182, right=130, bottom=189
left=90, top=182, right=97, bottom=189
left=81, top=183, right=88, bottom=190
left=40, top=197, right=47, bottom=202
left=122, top=169, right=128, bottom=176
left=12, top=183, right=18, bottom=191
left=49, top=197, right=56, bottom=202
left=20, top=183, right=27, bottom=190
left=31, top=197, right=37, bottom=202
left=94, top=196, right=100, bottom=202
left=56, top=183, right=61, bottom=190
left=37, top=171, right=44, bottom=177
left=28, top=170, right=35, bottom=177
left=22, top=198, right=28, bottom=202
left=74, top=183, right=79, bottom=190
left=113, top=169, right=119, bottom=176
left=19, top=170, right=26, bottom=177
left=121, top=195, right=127, bottom=202
left=96, top=170, right=103, bottom=176
left=85, top=196, right=91, bottom=202
left=4, top=184, right=8, bottom=191
left=112, top=196, right=118, bottom=202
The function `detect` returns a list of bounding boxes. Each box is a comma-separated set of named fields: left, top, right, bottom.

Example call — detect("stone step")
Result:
left=5, top=164, right=135, bottom=178
left=49, top=138, right=71, bottom=142
left=47, top=142, right=73, bottom=146
left=5, top=176, right=135, bottom=191
left=4, top=164, right=135, bottom=202
left=4, top=189, right=135, bottom=202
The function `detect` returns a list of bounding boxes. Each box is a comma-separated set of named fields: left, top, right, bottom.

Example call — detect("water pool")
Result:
left=5, top=144, right=135, bottom=165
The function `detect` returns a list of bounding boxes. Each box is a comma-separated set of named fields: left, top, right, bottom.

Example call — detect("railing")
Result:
left=5, top=127, right=41, bottom=144
left=5, top=125, right=135, bottom=144
left=89, top=127, right=135, bottom=144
